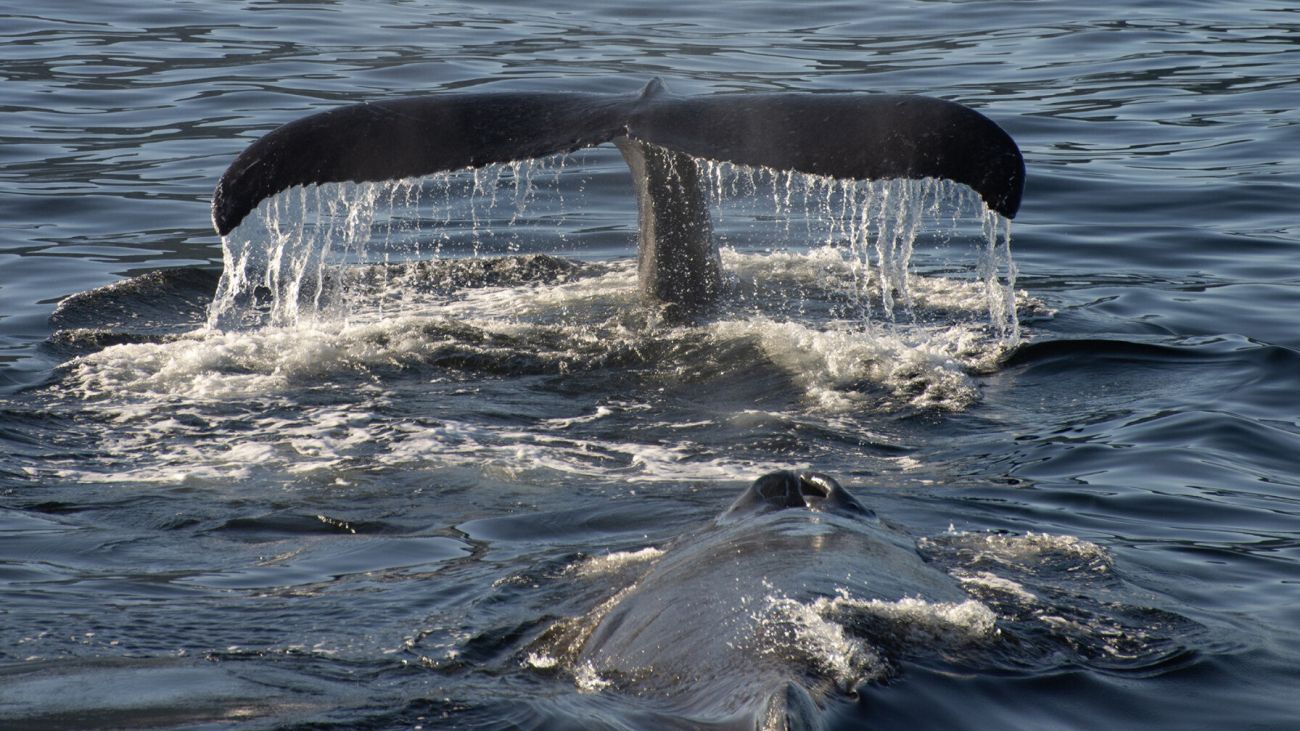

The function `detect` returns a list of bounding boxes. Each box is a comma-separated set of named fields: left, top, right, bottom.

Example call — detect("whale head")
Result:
left=555, top=470, right=964, bottom=731
left=721, top=470, right=874, bottom=523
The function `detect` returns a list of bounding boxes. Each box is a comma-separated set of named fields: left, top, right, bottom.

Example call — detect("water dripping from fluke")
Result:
left=206, top=160, right=1022, bottom=343
left=208, top=79, right=1025, bottom=340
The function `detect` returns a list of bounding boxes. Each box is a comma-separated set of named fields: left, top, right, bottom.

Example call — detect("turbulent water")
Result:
left=2, top=1, right=1299, bottom=729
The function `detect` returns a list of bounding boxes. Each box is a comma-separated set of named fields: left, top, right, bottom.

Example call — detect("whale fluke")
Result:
left=212, top=79, right=1024, bottom=306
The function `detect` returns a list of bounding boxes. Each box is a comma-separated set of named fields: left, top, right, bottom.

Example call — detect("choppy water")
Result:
left=2, top=1, right=1299, bottom=729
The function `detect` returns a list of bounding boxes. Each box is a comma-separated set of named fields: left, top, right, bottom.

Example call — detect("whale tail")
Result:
left=212, top=79, right=1024, bottom=306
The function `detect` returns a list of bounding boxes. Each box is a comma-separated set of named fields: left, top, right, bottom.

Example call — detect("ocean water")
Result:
left=2, top=1, right=1299, bottom=729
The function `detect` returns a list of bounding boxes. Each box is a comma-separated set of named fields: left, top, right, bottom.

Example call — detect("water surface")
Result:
left=2, top=1, right=1299, bottom=728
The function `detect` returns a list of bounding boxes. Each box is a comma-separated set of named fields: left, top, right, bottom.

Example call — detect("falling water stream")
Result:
left=208, top=149, right=1020, bottom=344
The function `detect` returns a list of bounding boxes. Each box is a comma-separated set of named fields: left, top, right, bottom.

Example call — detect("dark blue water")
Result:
left=2, top=1, right=1298, bottom=728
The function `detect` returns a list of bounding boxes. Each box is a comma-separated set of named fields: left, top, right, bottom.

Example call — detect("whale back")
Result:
left=566, top=472, right=966, bottom=728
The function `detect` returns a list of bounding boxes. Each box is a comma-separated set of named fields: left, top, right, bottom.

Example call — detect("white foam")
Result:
left=79, top=289, right=1019, bottom=425
left=745, top=588, right=996, bottom=687
left=68, top=234, right=1026, bottom=412
left=757, top=592, right=885, bottom=687
left=921, top=531, right=1114, bottom=573
left=55, top=203, right=1036, bottom=484
left=573, top=661, right=612, bottom=693
left=954, top=570, right=1039, bottom=604
left=565, top=547, right=664, bottom=577
left=721, top=246, right=1031, bottom=324
left=813, top=590, right=998, bottom=643
left=50, top=290, right=996, bottom=485
left=710, top=316, right=987, bottom=411
left=541, top=405, right=619, bottom=429
left=522, top=652, right=559, bottom=670
left=381, top=418, right=794, bottom=484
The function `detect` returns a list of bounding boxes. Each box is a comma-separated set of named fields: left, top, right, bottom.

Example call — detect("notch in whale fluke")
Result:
left=211, top=78, right=1023, bottom=237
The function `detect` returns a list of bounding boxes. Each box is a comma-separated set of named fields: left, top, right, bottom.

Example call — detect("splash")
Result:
left=44, top=150, right=1032, bottom=487
left=918, top=530, right=1201, bottom=673
left=565, top=548, right=665, bottom=577
left=572, top=661, right=614, bottom=693
left=811, top=591, right=999, bottom=644
left=697, top=161, right=1019, bottom=339
left=918, top=530, right=1115, bottom=575
left=709, top=316, right=987, bottom=412
left=208, top=155, right=584, bottom=330
left=755, top=591, right=886, bottom=687
left=207, top=149, right=1021, bottom=341
left=751, top=587, right=996, bottom=688
left=954, top=571, right=1039, bottom=604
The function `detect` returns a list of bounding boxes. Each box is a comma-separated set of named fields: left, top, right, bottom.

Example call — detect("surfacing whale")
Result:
left=212, top=79, right=1024, bottom=307
left=532, top=471, right=983, bottom=731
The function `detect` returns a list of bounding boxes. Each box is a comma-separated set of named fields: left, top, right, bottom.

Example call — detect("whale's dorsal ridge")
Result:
left=763, top=680, right=824, bottom=731
left=638, top=77, right=668, bottom=101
